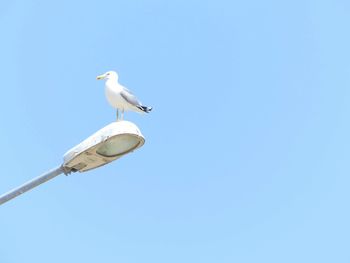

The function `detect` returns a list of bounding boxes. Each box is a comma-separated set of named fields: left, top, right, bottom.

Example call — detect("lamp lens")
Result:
left=96, top=134, right=141, bottom=157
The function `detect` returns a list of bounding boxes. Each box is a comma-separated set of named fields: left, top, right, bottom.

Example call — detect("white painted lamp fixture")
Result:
left=0, top=121, right=145, bottom=205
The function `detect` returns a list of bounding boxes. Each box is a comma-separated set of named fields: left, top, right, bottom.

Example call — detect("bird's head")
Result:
left=96, top=71, right=118, bottom=81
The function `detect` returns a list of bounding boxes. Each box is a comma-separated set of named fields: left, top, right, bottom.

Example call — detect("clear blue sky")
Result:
left=1, top=0, right=350, bottom=262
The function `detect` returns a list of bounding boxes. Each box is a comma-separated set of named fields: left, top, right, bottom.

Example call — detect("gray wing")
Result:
left=120, top=88, right=142, bottom=107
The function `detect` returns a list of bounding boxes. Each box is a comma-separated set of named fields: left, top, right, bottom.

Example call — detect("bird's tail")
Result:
left=137, top=105, right=153, bottom=113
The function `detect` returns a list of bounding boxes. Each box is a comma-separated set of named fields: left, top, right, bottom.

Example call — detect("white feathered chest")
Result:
left=105, top=80, right=130, bottom=110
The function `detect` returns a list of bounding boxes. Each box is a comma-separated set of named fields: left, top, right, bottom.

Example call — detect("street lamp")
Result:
left=0, top=121, right=145, bottom=205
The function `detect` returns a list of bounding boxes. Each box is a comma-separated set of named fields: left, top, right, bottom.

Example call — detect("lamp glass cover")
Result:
left=96, top=134, right=141, bottom=157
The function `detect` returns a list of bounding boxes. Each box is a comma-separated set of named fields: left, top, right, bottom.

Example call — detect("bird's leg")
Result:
left=121, top=109, right=124, bottom=120
left=116, top=109, right=119, bottom=121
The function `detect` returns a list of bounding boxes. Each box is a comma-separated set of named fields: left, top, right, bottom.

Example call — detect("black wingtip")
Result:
left=138, top=106, right=153, bottom=113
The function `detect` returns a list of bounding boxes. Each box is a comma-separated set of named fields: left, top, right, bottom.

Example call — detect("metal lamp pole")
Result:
left=0, top=166, right=66, bottom=205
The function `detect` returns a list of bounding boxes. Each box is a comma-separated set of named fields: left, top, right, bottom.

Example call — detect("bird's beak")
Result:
left=96, top=74, right=105, bottom=80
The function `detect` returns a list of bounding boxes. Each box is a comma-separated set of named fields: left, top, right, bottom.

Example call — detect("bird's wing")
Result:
left=120, top=88, right=142, bottom=107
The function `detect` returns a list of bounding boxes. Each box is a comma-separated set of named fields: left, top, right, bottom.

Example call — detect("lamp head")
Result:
left=63, top=121, right=144, bottom=173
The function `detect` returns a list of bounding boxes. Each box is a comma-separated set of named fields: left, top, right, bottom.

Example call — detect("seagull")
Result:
left=97, top=71, right=152, bottom=121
